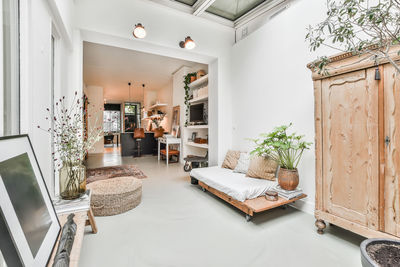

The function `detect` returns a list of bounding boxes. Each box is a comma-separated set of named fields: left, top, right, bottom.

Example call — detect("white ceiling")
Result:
left=83, top=42, right=207, bottom=102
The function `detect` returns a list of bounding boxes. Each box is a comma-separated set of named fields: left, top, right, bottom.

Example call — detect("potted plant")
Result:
left=151, top=113, right=166, bottom=131
left=251, top=124, right=311, bottom=190
left=306, top=0, right=400, bottom=75
left=360, top=238, right=400, bottom=267
left=39, top=92, right=103, bottom=199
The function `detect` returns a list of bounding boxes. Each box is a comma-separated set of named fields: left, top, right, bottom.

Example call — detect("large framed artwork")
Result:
left=0, top=135, right=60, bottom=267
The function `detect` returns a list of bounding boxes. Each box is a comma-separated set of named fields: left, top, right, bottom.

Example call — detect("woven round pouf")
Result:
left=87, top=176, right=142, bottom=216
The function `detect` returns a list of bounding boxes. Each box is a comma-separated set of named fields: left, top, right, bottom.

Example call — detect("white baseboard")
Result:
left=289, top=198, right=314, bottom=215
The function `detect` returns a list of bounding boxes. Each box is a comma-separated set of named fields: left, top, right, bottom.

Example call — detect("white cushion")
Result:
left=233, top=153, right=250, bottom=174
left=190, top=166, right=277, bottom=202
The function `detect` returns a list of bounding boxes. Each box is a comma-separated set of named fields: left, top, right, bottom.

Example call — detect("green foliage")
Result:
left=250, top=124, right=312, bottom=170
left=183, top=72, right=197, bottom=127
left=306, top=0, right=400, bottom=74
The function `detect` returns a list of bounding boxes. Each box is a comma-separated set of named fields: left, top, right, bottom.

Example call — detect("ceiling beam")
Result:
left=193, top=0, right=216, bottom=16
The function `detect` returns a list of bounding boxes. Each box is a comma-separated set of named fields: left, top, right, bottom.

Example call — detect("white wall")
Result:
left=18, top=0, right=76, bottom=195
left=231, top=0, right=334, bottom=214
left=75, top=0, right=234, bottom=165
left=84, top=85, right=104, bottom=154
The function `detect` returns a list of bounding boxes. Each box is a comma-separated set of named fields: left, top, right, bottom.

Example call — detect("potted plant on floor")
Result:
left=39, top=92, right=103, bottom=199
left=251, top=124, right=311, bottom=190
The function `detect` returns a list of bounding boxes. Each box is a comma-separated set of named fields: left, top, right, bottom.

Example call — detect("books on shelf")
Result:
left=52, top=190, right=91, bottom=215
left=272, top=185, right=303, bottom=200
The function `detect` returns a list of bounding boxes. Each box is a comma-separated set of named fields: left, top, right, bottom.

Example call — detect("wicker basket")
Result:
left=87, top=176, right=142, bottom=216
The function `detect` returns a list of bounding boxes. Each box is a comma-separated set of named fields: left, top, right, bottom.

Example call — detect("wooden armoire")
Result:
left=308, top=48, right=400, bottom=238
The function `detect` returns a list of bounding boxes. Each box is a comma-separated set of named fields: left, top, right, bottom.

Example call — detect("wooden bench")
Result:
left=198, top=181, right=307, bottom=221
left=47, top=211, right=88, bottom=267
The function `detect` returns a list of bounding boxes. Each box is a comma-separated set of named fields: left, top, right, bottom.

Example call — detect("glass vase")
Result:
left=59, top=161, right=86, bottom=200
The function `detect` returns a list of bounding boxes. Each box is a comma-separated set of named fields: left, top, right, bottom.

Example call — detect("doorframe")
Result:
left=79, top=30, right=220, bottom=165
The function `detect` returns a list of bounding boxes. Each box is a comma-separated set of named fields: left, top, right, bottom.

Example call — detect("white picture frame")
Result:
left=0, top=135, right=60, bottom=267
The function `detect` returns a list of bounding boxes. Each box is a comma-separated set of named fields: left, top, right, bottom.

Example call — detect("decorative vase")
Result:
left=59, top=161, right=87, bottom=200
left=278, top=168, right=299, bottom=191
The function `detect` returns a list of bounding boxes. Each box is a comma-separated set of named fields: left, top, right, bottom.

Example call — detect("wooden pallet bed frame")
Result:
left=196, top=180, right=307, bottom=221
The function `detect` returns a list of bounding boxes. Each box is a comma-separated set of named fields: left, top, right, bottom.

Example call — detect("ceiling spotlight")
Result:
left=133, top=23, right=146, bottom=39
left=179, top=36, right=196, bottom=50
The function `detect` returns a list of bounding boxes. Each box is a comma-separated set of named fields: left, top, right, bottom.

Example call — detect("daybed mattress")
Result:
left=190, top=166, right=277, bottom=202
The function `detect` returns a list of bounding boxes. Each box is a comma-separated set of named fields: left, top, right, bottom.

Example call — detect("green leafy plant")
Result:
left=183, top=72, right=197, bottom=127
left=250, top=124, right=312, bottom=170
left=306, top=0, right=400, bottom=75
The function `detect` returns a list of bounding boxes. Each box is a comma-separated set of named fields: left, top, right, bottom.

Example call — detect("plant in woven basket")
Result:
left=183, top=72, right=197, bottom=127
left=38, top=92, right=103, bottom=199
left=306, top=0, right=400, bottom=75
left=251, top=124, right=311, bottom=190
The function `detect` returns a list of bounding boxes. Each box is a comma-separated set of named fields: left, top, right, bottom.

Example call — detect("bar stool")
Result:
left=133, top=128, right=145, bottom=157
left=153, top=128, right=164, bottom=155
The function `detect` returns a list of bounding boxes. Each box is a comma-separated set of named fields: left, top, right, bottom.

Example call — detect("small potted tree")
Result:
left=251, top=124, right=311, bottom=190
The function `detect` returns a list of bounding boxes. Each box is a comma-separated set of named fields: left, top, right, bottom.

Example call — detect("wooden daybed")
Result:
left=190, top=166, right=306, bottom=221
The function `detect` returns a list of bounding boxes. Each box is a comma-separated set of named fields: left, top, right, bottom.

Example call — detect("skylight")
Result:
left=206, top=0, right=268, bottom=21
left=174, top=0, right=197, bottom=6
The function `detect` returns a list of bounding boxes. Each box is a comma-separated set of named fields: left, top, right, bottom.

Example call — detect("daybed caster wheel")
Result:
left=201, top=187, right=206, bottom=192
left=245, top=214, right=252, bottom=222
left=315, top=219, right=326, bottom=234
left=190, top=176, right=198, bottom=185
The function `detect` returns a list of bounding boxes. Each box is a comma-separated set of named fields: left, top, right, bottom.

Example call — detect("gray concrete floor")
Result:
left=80, top=147, right=365, bottom=267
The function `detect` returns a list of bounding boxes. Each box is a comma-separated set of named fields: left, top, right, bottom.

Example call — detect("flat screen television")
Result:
left=190, top=103, right=204, bottom=123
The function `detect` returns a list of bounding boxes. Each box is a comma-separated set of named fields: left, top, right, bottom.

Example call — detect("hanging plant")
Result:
left=183, top=72, right=197, bottom=127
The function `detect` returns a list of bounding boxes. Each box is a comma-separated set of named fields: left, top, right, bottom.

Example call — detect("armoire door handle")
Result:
left=385, top=136, right=390, bottom=147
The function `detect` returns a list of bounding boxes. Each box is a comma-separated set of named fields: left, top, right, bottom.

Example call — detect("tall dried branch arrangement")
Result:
left=306, top=0, right=400, bottom=74
left=38, top=92, right=103, bottom=169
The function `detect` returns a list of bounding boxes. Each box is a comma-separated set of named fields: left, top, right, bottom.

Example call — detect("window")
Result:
left=206, top=0, right=268, bottom=20
left=103, top=110, right=121, bottom=133
left=1, top=0, right=20, bottom=136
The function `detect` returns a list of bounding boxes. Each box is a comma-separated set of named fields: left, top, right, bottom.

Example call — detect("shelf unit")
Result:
left=186, top=142, right=208, bottom=149
left=189, top=95, right=208, bottom=104
left=189, top=74, right=208, bottom=88
left=149, top=103, right=167, bottom=110
left=183, top=73, right=209, bottom=160
left=186, top=125, right=208, bottom=129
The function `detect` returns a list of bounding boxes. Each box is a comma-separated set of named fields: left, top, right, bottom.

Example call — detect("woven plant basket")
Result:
left=87, top=176, right=142, bottom=216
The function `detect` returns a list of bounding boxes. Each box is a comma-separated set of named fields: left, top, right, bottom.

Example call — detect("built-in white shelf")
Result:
left=186, top=142, right=208, bottom=149
left=189, top=95, right=208, bottom=104
left=149, top=103, right=167, bottom=109
left=189, top=74, right=208, bottom=88
left=186, top=125, right=208, bottom=129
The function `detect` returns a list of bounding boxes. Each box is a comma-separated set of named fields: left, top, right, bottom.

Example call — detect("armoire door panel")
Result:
left=383, top=64, right=400, bottom=236
left=321, top=68, right=379, bottom=229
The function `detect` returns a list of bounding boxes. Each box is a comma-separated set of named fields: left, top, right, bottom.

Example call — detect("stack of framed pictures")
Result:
left=0, top=135, right=60, bottom=267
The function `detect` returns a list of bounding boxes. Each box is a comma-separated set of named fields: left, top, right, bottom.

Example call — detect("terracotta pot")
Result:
left=278, top=168, right=299, bottom=190
left=190, top=76, right=197, bottom=83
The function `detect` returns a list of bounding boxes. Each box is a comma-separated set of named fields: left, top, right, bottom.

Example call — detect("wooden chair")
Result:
left=160, top=149, right=180, bottom=163
left=133, top=128, right=145, bottom=157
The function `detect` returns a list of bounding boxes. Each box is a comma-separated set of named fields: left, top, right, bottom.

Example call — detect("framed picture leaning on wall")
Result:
left=0, top=135, right=60, bottom=267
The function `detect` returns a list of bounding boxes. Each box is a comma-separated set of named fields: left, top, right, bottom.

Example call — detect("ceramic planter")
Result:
left=278, top=168, right=299, bottom=190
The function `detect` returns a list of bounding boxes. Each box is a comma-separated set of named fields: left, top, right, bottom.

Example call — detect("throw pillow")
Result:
left=221, top=150, right=241, bottom=170
left=233, top=153, right=251, bottom=174
left=246, top=156, right=278, bottom=181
